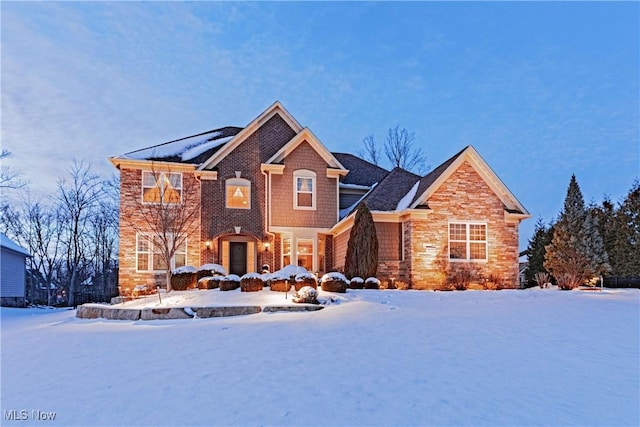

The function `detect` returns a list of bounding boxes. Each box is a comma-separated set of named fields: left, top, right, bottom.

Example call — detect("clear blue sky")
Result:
left=2, top=2, right=638, bottom=249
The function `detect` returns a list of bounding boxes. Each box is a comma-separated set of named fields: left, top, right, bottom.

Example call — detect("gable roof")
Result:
left=0, top=233, right=31, bottom=257
left=362, top=167, right=421, bottom=212
left=409, top=145, right=530, bottom=215
left=332, top=153, right=389, bottom=187
left=199, top=101, right=304, bottom=171
left=264, top=128, right=348, bottom=172
left=112, top=127, right=243, bottom=166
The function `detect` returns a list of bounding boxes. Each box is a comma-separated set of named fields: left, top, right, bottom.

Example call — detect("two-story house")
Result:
left=110, top=101, right=530, bottom=294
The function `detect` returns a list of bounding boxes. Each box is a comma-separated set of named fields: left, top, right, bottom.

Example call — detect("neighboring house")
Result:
left=110, top=101, right=530, bottom=293
left=1, top=233, right=31, bottom=307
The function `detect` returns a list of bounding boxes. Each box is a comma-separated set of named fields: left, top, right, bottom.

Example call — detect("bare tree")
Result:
left=359, top=126, right=428, bottom=174
left=358, top=134, right=382, bottom=166
left=57, top=160, right=104, bottom=306
left=384, top=125, right=427, bottom=174
left=0, top=149, right=27, bottom=189
left=89, top=174, right=119, bottom=299
left=124, top=165, right=200, bottom=291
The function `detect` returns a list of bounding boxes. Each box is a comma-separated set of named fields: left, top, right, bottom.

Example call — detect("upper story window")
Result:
left=293, top=169, right=316, bottom=210
left=449, top=222, right=487, bottom=261
left=226, top=177, right=251, bottom=209
left=142, top=171, right=182, bottom=204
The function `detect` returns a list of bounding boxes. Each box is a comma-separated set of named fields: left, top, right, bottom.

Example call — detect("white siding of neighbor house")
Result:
left=1, top=248, right=26, bottom=298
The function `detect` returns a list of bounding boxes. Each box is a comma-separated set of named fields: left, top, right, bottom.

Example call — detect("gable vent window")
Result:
left=449, top=222, right=487, bottom=261
left=226, top=178, right=251, bottom=209
left=142, top=171, right=182, bottom=204
left=293, top=170, right=316, bottom=210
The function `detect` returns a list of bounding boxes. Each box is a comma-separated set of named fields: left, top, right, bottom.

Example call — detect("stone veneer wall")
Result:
left=118, top=168, right=202, bottom=293
left=407, top=161, right=520, bottom=289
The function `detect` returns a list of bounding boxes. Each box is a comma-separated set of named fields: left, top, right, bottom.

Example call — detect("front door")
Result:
left=229, top=242, right=247, bottom=276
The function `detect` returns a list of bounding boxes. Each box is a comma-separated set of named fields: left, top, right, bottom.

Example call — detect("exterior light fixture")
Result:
left=205, top=241, right=211, bottom=250
left=264, top=242, right=271, bottom=252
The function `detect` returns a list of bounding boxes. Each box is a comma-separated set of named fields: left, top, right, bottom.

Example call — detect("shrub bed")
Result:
left=198, top=276, right=221, bottom=290
left=321, top=272, right=348, bottom=293
left=219, top=274, right=241, bottom=291
left=364, top=277, right=380, bottom=289
left=196, top=263, right=227, bottom=280
left=241, top=273, right=264, bottom=292
left=294, top=272, right=317, bottom=291
left=171, top=266, right=198, bottom=291
left=293, top=286, right=319, bottom=304
left=349, top=277, right=364, bottom=289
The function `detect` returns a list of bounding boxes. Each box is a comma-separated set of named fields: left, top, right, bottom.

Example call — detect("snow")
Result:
left=197, top=263, right=227, bottom=275
left=121, top=132, right=232, bottom=163
left=396, top=180, right=420, bottom=210
left=0, top=232, right=30, bottom=257
left=2, top=288, right=638, bottom=426
left=171, top=265, right=197, bottom=275
left=321, top=271, right=348, bottom=283
left=240, top=272, right=263, bottom=281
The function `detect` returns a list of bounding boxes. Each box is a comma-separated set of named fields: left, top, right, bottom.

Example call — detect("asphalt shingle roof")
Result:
left=332, top=153, right=389, bottom=187
left=362, top=167, right=421, bottom=212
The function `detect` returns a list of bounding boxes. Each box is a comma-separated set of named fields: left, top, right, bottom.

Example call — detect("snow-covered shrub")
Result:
left=270, top=277, right=291, bottom=292
left=171, top=267, right=198, bottom=291
left=196, top=263, right=227, bottom=280
left=198, top=276, right=221, bottom=290
left=364, top=277, right=380, bottom=289
left=348, top=277, right=364, bottom=289
left=219, top=274, right=241, bottom=291
left=240, top=273, right=264, bottom=292
left=321, top=272, right=348, bottom=293
left=294, top=272, right=317, bottom=290
left=293, top=286, right=318, bottom=304
left=280, top=264, right=308, bottom=279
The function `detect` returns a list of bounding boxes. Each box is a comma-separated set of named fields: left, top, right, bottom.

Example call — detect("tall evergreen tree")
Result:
left=344, top=202, right=379, bottom=279
left=524, top=217, right=554, bottom=287
left=545, top=174, right=609, bottom=289
left=613, top=180, right=640, bottom=276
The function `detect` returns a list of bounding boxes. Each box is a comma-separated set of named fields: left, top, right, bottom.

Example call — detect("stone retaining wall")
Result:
left=76, top=303, right=322, bottom=320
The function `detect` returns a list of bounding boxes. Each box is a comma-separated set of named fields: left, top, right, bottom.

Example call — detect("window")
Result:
left=136, top=233, right=187, bottom=272
left=282, top=237, right=291, bottom=266
left=226, top=178, right=251, bottom=209
left=142, top=171, right=182, bottom=204
left=317, top=235, right=326, bottom=273
left=449, top=222, right=487, bottom=261
left=293, top=170, right=316, bottom=209
left=297, top=238, right=314, bottom=270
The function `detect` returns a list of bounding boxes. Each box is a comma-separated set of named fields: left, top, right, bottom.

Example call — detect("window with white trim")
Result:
left=136, top=233, right=187, bottom=272
left=297, top=238, right=314, bottom=270
left=226, top=178, right=251, bottom=209
left=282, top=236, right=292, bottom=266
left=293, top=170, right=316, bottom=210
left=142, top=171, right=182, bottom=204
left=449, top=222, right=487, bottom=261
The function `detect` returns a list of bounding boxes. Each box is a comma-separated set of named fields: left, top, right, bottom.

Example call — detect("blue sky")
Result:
left=2, top=1, right=638, bottom=249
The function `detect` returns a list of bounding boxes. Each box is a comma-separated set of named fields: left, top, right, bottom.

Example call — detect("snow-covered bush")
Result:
left=364, top=277, right=380, bottom=289
left=294, top=272, right=317, bottom=290
left=293, top=286, right=318, bottom=304
left=349, top=277, right=364, bottom=289
left=241, top=273, right=264, bottom=292
left=171, top=266, right=198, bottom=291
left=197, top=263, right=227, bottom=279
left=321, top=272, right=348, bottom=293
left=219, top=274, right=241, bottom=291
left=198, top=276, right=221, bottom=290
left=270, top=277, right=291, bottom=292
left=280, top=264, right=308, bottom=278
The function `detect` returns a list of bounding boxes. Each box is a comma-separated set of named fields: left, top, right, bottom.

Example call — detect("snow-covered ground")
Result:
left=2, top=288, right=638, bottom=426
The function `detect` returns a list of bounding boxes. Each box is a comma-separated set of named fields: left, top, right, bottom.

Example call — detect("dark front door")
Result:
left=229, top=242, right=247, bottom=276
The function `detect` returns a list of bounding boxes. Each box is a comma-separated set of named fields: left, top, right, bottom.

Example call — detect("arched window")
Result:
left=226, top=178, right=251, bottom=209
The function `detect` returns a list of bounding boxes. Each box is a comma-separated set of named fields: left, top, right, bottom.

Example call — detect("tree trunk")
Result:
left=166, top=271, right=172, bottom=292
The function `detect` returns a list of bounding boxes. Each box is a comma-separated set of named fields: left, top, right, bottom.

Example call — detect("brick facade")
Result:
left=118, top=167, right=201, bottom=293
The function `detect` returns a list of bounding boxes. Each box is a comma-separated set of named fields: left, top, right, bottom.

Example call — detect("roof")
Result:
left=332, top=153, right=389, bottom=187
left=361, top=167, right=421, bottom=212
left=114, top=126, right=243, bottom=166
left=0, top=233, right=31, bottom=257
left=410, top=146, right=467, bottom=206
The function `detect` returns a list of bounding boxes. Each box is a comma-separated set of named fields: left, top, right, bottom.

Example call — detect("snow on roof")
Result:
left=123, top=132, right=233, bottom=163
left=0, top=233, right=30, bottom=257
left=396, top=180, right=420, bottom=210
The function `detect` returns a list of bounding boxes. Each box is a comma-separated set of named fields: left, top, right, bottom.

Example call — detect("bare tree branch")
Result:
left=0, top=149, right=28, bottom=189
left=358, top=134, right=382, bottom=166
